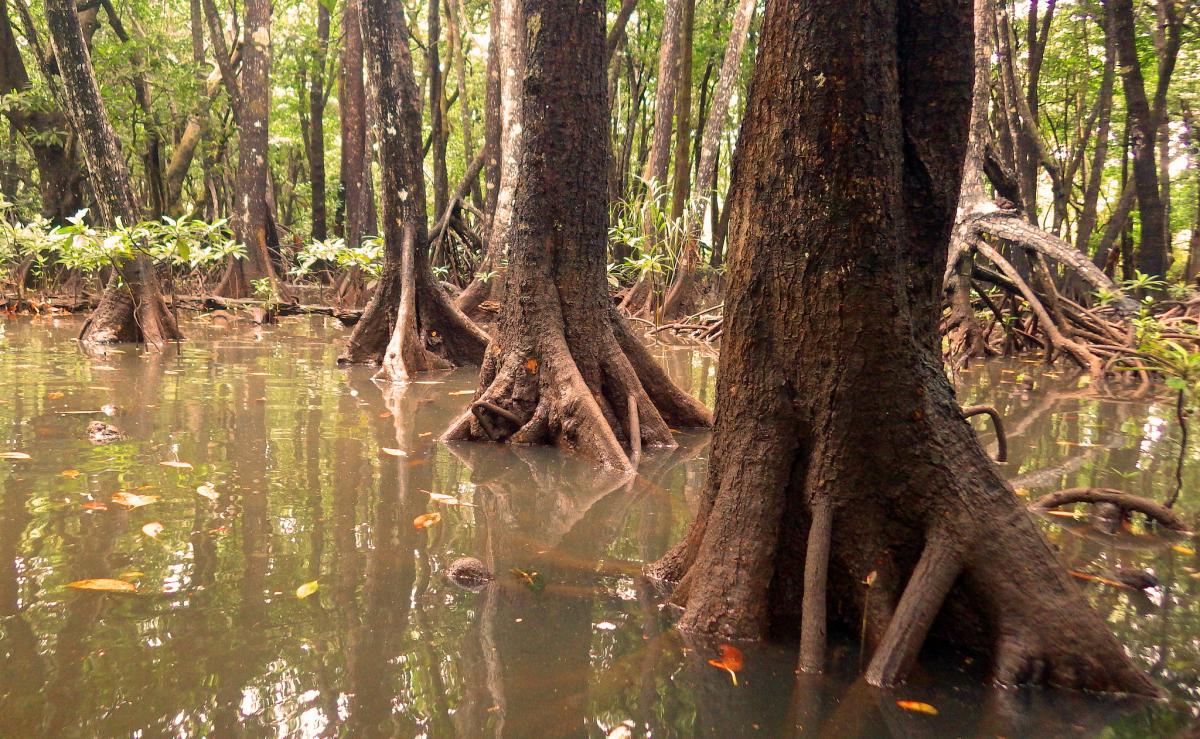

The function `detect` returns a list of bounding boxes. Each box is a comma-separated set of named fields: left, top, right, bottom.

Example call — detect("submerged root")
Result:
left=1029, top=487, right=1192, bottom=534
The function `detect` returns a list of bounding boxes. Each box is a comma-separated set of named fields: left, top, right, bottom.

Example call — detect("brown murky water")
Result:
left=0, top=314, right=1196, bottom=737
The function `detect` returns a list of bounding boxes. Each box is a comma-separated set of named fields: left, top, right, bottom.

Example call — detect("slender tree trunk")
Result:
left=215, top=0, right=280, bottom=297
left=649, top=0, right=1155, bottom=697
left=339, top=0, right=488, bottom=376
left=658, top=0, right=755, bottom=320
left=1075, top=3, right=1115, bottom=257
left=482, top=0, right=502, bottom=224
left=605, top=0, right=638, bottom=67
left=641, top=0, right=683, bottom=187
left=308, top=1, right=330, bottom=241
left=1111, top=0, right=1167, bottom=280
left=447, top=0, right=480, bottom=208
left=669, top=0, right=694, bottom=222
left=427, top=0, right=449, bottom=220
left=443, top=0, right=710, bottom=470
left=335, top=0, right=372, bottom=307
left=43, top=0, right=180, bottom=346
left=1184, top=110, right=1199, bottom=284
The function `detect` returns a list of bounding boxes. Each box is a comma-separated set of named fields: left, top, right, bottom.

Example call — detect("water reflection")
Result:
left=0, top=316, right=1196, bottom=736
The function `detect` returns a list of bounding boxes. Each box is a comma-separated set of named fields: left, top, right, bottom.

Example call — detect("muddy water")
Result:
left=0, top=315, right=1196, bottom=737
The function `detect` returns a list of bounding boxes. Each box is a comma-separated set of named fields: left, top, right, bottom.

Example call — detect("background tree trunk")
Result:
left=307, top=1, right=330, bottom=241
left=443, top=0, right=710, bottom=470
left=43, top=0, right=180, bottom=346
left=650, top=0, right=1155, bottom=696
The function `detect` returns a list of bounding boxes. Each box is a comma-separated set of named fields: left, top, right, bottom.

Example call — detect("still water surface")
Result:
left=0, top=315, right=1197, bottom=737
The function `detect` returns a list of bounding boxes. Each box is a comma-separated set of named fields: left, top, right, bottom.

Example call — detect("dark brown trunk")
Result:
left=308, top=2, right=330, bottom=241
left=339, top=0, right=488, bottom=377
left=649, top=0, right=1154, bottom=697
left=44, top=0, right=180, bottom=347
left=1111, top=0, right=1167, bottom=280
left=427, top=0, right=449, bottom=220
left=443, top=0, right=710, bottom=470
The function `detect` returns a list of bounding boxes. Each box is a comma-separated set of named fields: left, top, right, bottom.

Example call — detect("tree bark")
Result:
left=668, top=0, right=694, bottom=222
left=1111, top=0, right=1167, bottom=280
left=427, top=0, right=449, bottom=220
left=339, top=0, right=488, bottom=378
left=43, top=0, right=180, bottom=347
left=214, top=0, right=281, bottom=297
left=1075, top=3, right=1116, bottom=257
left=307, top=1, right=330, bottom=241
left=443, top=0, right=710, bottom=470
left=648, top=0, right=1155, bottom=696
left=641, top=0, right=682, bottom=187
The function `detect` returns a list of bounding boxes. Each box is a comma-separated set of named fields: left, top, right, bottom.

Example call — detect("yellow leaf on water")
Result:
left=413, top=512, right=442, bottom=529
left=60, top=469, right=81, bottom=478
left=160, top=461, right=193, bottom=470
left=0, top=452, right=31, bottom=460
left=296, top=580, right=319, bottom=599
left=119, top=571, right=144, bottom=579
left=1173, top=544, right=1196, bottom=556
left=448, top=390, right=475, bottom=396
left=46, top=392, right=64, bottom=400
left=1068, top=570, right=1129, bottom=589
left=380, top=448, right=408, bottom=457
left=111, top=492, right=158, bottom=508
left=66, top=578, right=137, bottom=593
left=142, top=522, right=164, bottom=538
left=896, top=701, right=938, bottom=716
left=196, top=483, right=219, bottom=501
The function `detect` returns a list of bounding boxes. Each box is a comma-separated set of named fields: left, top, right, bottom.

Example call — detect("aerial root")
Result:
left=962, top=404, right=1008, bottom=462
left=798, top=498, right=833, bottom=674
left=993, top=633, right=1046, bottom=686
left=864, top=536, right=962, bottom=687
left=1029, top=487, right=1192, bottom=533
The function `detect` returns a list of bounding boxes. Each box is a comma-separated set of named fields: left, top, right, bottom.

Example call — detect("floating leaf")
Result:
left=46, top=392, right=64, bottom=400
left=1172, top=544, right=1196, bottom=556
left=196, top=483, right=219, bottom=501
left=119, top=571, right=144, bottom=579
left=160, top=461, right=193, bottom=470
left=413, top=512, right=442, bottom=529
left=82, top=501, right=108, bottom=511
left=60, top=469, right=81, bottom=478
left=707, top=644, right=744, bottom=685
left=448, top=390, right=475, bottom=396
left=111, top=492, right=159, bottom=508
left=381, top=448, right=408, bottom=457
left=896, top=701, right=938, bottom=715
left=511, top=567, right=545, bottom=593
left=428, top=491, right=476, bottom=507
left=141, top=522, right=164, bottom=538
left=66, top=578, right=137, bottom=593
left=0, top=452, right=31, bottom=460
left=1068, top=570, right=1129, bottom=589
left=296, top=580, right=319, bottom=599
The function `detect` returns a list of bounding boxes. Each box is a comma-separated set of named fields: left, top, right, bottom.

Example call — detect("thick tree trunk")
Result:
left=658, top=0, right=754, bottom=320
left=443, top=0, right=710, bottom=471
left=339, top=0, right=487, bottom=377
left=649, top=0, right=1155, bottom=696
left=215, top=0, right=280, bottom=298
left=1111, top=0, right=1167, bottom=280
left=43, top=0, right=180, bottom=347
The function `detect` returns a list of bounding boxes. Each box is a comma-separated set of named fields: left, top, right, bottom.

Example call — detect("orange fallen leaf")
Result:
left=141, top=522, right=164, bottom=538
left=379, top=411, right=391, bottom=418
left=82, top=501, right=108, bottom=511
left=896, top=700, right=938, bottom=715
left=707, top=644, right=743, bottom=685
left=46, top=392, right=64, bottom=400
left=1068, top=570, right=1129, bottom=589
left=60, top=469, right=81, bottom=478
left=0, top=452, right=31, bottom=460
left=413, top=512, right=442, bottom=529
left=1172, top=544, right=1196, bottom=556
left=66, top=578, right=137, bottom=593
left=160, top=461, right=194, bottom=470
left=111, top=492, right=159, bottom=508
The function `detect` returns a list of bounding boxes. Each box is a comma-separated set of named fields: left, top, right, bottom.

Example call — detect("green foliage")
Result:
left=291, top=235, right=384, bottom=280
